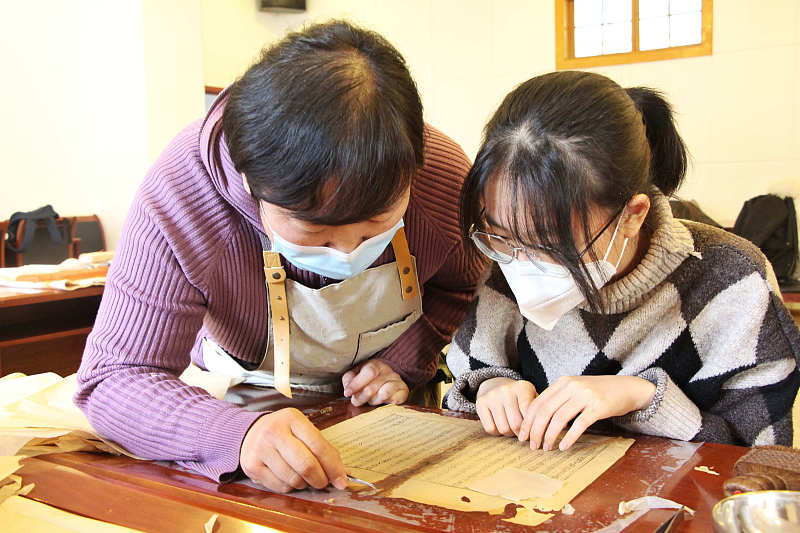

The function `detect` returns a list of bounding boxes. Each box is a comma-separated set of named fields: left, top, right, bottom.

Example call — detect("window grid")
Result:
left=556, top=0, right=712, bottom=70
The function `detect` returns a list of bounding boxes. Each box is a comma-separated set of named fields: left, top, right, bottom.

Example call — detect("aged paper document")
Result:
left=322, top=405, right=633, bottom=525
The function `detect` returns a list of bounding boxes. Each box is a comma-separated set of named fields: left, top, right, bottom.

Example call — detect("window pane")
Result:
left=602, top=22, right=633, bottom=54
left=574, top=0, right=603, bottom=26
left=669, top=0, right=701, bottom=15
left=639, top=17, right=670, bottom=50
left=603, top=0, right=631, bottom=24
left=575, top=25, right=603, bottom=57
left=639, top=0, right=668, bottom=20
left=670, top=11, right=702, bottom=46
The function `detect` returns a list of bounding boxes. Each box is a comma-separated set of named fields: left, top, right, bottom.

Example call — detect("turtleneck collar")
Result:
left=198, top=89, right=263, bottom=234
left=584, top=189, right=697, bottom=314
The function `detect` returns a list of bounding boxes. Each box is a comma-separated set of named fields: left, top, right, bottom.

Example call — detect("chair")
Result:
left=70, top=215, right=106, bottom=255
left=4, top=217, right=76, bottom=266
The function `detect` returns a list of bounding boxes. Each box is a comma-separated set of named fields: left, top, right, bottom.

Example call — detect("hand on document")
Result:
left=477, top=375, right=656, bottom=453
left=240, top=408, right=348, bottom=493
left=342, top=359, right=409, bottom=407
left=475, top=377, right=538, bottom=437
left=517, top=375, right=656, bottom=452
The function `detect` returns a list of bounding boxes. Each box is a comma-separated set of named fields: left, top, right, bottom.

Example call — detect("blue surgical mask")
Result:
left=264, top=214, right=404, bottom=280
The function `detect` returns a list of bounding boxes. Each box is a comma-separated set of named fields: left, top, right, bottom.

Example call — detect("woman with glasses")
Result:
left=445, top=71, right=799, bottom=450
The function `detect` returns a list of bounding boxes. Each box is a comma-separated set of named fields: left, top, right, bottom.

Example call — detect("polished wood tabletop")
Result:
left=17, top=386, right=748, bottom=532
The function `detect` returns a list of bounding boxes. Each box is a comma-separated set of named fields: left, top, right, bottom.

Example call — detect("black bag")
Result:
left=732, top=195, right=798, bottom=282
left=5, top=205, right=64, bottom=253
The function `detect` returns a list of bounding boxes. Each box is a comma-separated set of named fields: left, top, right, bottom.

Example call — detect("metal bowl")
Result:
left=712, top=490, right=800, bottom=533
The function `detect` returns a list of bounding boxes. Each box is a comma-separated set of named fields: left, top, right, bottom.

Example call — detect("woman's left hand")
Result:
left=342, top=359, right=409, bottom=406
left=518, top=375, right=656, bottom=452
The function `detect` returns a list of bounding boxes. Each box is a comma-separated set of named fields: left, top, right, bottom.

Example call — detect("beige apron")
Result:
left=203, top=227, right=422, bottom=395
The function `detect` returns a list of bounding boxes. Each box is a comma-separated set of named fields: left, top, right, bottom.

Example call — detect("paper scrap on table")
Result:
left=321, top=405, right=633, bottom=524
left=0, top=475, right=33, bottom=505
left=0, top=456, right=34, bottom=506
left=694, top=465, right=719, bottom=475
left=204, top=513, right=219, bottom=533
left=618, top=496, right=695, bottom=516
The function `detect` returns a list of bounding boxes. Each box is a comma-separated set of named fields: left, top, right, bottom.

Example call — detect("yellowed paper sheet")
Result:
left=0, top=455, right=28, bottom=506
left=322, top=405, right=633, bottom=522
left=0, top=257, right=109, bottom=291
left=0, top=373, right=63, bottom=408
left=468, top=468, right=564, bottom=501
left=0, top=456, right=22, bottom=480
left=0, top=475, right=34, bottom=506
left=0, top=495, right=141, bottom=533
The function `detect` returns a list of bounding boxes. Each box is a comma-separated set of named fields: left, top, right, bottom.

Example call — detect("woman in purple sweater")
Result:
left=75, top=21, right=485, bottom=493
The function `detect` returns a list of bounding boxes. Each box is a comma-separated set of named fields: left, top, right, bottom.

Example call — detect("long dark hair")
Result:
left=221, top=20, right=424, bottom=225
left=460, top=71, right=687, bottom=309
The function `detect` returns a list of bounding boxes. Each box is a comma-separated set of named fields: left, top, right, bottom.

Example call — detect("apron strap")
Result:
left=260, top=234, right=292, bottom=399
left=257, top=226, right=415, bottom=397
left=391, top=227, right=417, bottom=301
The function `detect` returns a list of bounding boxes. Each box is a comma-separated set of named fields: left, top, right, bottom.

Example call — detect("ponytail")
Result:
left=626, top=87, right=687, bottom=196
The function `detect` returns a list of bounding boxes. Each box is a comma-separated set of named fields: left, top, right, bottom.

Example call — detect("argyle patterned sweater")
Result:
left=445, top=193, right=800, bottom=446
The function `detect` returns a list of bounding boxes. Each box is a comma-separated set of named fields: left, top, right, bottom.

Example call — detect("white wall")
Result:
left=585, top=0, right=800, bottom=228
left=200, top=0, right=555, bottom=166
left=201, top=0, right=800, bottom=228
left=3, top=1, right=796, bottom=251
left=0, top=1, right=205, bottom=250
left=143, top=0, right=205, bottom=164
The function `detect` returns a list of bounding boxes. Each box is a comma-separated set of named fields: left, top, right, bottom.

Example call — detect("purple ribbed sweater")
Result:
left=74, top=99, right=486, bottom=481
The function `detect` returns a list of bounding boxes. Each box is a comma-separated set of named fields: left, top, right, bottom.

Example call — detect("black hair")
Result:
left=460, top=70, right=687, bottom=309
left=219, top=20, right=424, bottom=225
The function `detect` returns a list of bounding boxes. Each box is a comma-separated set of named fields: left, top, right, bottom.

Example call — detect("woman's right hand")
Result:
left=240, top=407, right=348, bottom=493
left=475, top=377, right=538, bottom=437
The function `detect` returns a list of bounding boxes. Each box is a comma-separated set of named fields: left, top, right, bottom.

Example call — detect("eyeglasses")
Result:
left=469, top=225, right=560, bottom=274
left=469, top=204, right=626, bottom=271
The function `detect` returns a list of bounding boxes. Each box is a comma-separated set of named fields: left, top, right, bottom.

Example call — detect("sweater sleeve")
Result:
left=613, top=367, right=702, bottom=440
left=615, top=272, right=800, bottom=446
left=74, top=194, right=263, bottom=482
left=444, top=266, right=525, bottom=412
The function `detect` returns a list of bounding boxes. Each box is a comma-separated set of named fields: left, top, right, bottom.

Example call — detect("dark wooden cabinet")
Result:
left=0, top=286, right=102, bottom=376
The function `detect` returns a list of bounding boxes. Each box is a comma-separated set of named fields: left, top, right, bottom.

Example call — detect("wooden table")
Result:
left=0, top=286, right=103, bottom=376
left=14, top=386, right=748, bottom=532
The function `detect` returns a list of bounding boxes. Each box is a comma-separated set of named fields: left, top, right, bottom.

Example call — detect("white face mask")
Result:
left=499, top=214, right=629, bottom=330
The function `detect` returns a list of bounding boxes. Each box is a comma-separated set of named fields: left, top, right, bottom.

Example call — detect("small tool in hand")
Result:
left=346, top=474, right=378, bottom=492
